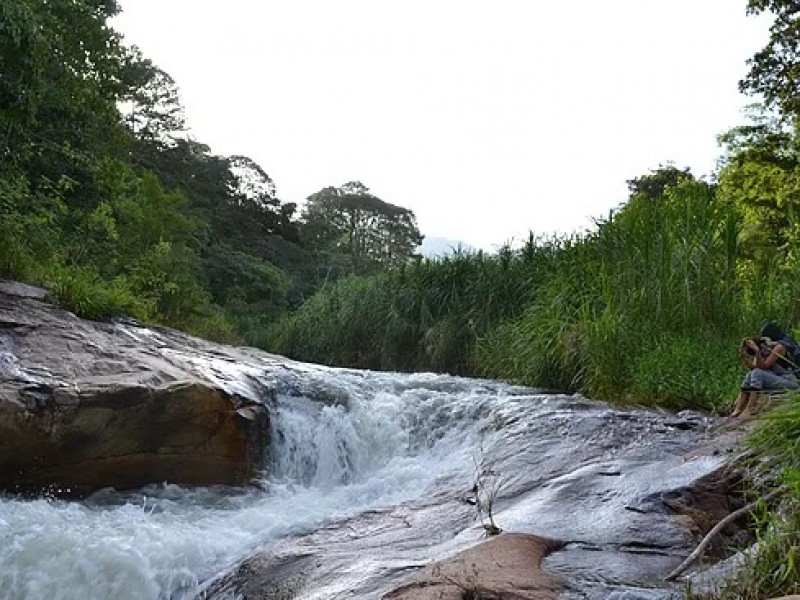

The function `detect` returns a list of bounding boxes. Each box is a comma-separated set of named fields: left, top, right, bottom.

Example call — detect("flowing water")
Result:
left=0, top=362, right=723, bottom=600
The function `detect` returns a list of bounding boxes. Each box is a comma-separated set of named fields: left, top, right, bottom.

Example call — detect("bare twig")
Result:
left=665, top=487, right=786, bottom=581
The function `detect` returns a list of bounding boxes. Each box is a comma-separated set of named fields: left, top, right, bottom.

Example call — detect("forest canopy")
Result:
left=0, top=0, right=423, bottom=342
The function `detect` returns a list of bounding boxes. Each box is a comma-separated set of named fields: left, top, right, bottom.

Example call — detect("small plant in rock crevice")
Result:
left=472, top=454, right=505, bottom=537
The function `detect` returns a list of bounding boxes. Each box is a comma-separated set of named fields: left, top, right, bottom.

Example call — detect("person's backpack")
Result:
left=778, top=335, right=800, bottom=374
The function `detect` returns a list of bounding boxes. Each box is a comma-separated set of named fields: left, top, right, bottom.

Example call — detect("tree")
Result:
left=301, top=181, right=423, bottom=276
left=626, top=165, right=695, bottom=202
left=229, top=155, right=277, bottom=207
left=228, top=154, right=300, bottom=243
left=120, top=51, right=186, bottom=144
left=0, top=0, right=128, bottom=184
left=740, top=0, right=800, bottom=119
left=717, top=114, right=800, bottom=295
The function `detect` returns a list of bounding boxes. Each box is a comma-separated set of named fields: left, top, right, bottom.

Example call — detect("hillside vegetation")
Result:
left=270, top=151, right=800, bottom=413
left=1, top=0, right=421, bottom=344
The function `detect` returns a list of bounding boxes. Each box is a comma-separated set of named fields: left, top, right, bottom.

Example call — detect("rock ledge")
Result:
left=0, top=279, right=269, bottom=496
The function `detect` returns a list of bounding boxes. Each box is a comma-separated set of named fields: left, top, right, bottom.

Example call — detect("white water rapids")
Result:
left=0, top=368, right=512, bottom=600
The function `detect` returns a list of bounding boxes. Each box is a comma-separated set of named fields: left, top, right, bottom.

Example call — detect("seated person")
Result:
left=732, top=322, right=800, bottom=417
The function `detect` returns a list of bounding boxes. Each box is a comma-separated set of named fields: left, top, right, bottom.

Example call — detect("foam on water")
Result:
left=0, top=368, right=511, bottom=599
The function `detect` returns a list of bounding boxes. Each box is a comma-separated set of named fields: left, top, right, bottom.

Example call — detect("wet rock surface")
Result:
left=203, top=401, right=751, bottom=599
left=0, top=279, right=273, bottom=495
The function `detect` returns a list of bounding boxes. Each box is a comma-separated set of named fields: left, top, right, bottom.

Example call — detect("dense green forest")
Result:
left=0, top=0, right=422, bottom=344
left=3, top=1, right=800, bottom=594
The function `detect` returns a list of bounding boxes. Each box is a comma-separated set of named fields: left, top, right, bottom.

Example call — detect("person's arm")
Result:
left=755, top=342, right=786, bottom=370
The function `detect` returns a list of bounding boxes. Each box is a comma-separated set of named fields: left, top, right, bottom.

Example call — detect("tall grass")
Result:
left=477, top=180, right=751, bottom=408
left=266, top=178, right=796, bottom=410
left=265, top=239, right=563, bottom=374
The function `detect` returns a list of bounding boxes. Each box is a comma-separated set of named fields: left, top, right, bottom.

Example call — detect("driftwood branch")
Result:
left=665, top=487, right=786, bottom=581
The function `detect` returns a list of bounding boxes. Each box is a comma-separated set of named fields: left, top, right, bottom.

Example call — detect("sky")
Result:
left=112, top=1, right=772, bottom=251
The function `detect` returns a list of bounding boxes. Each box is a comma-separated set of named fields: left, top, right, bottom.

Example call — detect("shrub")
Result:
left=45, top=263, right=152, bottom=320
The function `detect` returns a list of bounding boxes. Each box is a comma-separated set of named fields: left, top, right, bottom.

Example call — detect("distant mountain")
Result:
left=418, top=236, right=476, bottom=258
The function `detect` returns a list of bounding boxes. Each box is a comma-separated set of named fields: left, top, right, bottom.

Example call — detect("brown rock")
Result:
left=0, top=380, right=268, bottom=496
left=0, top=280, right=270, bottom=496
left=383, top=533, right=565, bottom=600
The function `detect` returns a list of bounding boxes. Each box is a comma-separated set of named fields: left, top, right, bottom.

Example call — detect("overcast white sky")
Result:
left=113, top=1, right=771, bottom=251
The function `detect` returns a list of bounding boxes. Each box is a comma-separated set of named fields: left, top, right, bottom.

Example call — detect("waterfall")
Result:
left=0, top=367, right=511, bottom=600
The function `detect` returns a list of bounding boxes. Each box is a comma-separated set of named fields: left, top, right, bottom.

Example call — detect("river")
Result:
left=0, top=358, right=726, bottom=599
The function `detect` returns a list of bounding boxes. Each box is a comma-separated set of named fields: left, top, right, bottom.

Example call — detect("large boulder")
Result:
left=0, top=280, right=270, bottom=496
left=383, top=533, right=565, bottom=600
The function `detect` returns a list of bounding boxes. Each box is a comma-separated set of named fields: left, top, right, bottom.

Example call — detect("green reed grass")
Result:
left=265, top=177, right=800, bottom=411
